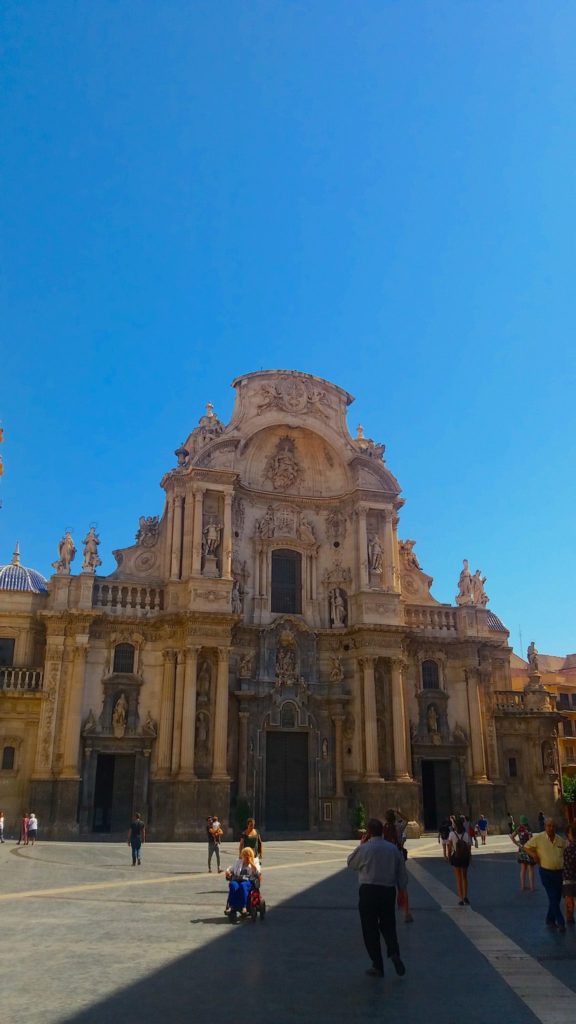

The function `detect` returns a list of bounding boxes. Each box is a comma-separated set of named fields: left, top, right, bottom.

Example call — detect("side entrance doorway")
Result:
left=421, top=759, right=452, bottom=830
left=93, top=754, right=136, bottom=832
left=265, top=731, right=309, bottom=830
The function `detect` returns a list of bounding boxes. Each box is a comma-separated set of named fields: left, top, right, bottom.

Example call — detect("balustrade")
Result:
left=493, top=690, right=525, bottom=712
left=92, top=582, right=164, bottom=614
left=404, top=605, right=457, bottom=632
left=0, top=667, right=43, bottom=692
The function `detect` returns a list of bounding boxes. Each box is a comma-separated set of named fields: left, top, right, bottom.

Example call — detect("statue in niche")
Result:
left=344, top=712, right=355, bottom=739
left=399, top=539, right=421, bottom=570
left=239, top=653, right=252, bottom=677
left=427, top=704, right=439, bottom=734
left=542, top=741, right=555, bottom=771
left=276, top=645, right=296, bottom=685
left=298, top=515, right=316, bottom=544
left=321, top=738, right=328, bottom=760
left=196, top=712, right=209, bottom=751
left=112, top=693, right=128, bottom=737
left=82, top=527, right=102, bottom=572
left=265, top=437, right=301, bottom=491
left=52, top=531, right=76, bottom=574
left=329, top=587, right=347, bottom=627
left=197, top=661, right=211, bottom=705
left=329, top=654, right=344, bottom=683
left=527, top=641, right=539, bottom=673
left=368, top=534, right=383, bottom=573
left=456, top=559, right=473, bottom=605
left=143, top=710, right=157, bottom=736
left=453, top=722, right=468, bottom=745
left=471, top=569, right=488, bottom=607
left=202, top=521, right=222, bottom=557
left=256, top=505, right=275, bottom=538
left=326, top=509, right=347, bottom=542
left=231, top=579, right=243, bottom=614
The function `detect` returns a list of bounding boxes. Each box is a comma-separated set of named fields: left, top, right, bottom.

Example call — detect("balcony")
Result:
left=0, top=667, right=44, bottom=692
left=404, top=605, right=458, bottom=632
left=92, top=583, right=165, bottom=616
left=493, top=691, right=525, bottom=713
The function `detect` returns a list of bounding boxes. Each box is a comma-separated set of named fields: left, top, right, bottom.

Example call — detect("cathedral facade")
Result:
left=0, top=371, right=563, bottom=838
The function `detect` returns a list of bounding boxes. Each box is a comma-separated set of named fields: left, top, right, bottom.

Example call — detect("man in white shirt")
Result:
left=347, top=817, right=408, bottom=978
left=27, top=813, right=38, bottom=845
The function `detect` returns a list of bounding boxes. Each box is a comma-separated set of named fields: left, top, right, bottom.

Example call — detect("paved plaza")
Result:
left=1, top=835, right=575, bottom=1024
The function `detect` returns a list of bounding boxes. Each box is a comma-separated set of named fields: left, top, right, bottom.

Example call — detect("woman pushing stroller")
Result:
left=225, top=847, right=261, bottom=921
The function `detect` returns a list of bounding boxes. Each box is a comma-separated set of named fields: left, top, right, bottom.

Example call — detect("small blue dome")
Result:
left=0, top=545, right=48, bottom=594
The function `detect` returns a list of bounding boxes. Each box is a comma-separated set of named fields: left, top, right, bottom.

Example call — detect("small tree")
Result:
left=562, top=774, right=576, bottom=821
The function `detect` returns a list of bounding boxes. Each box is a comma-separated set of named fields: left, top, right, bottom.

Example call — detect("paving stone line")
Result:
left=409, top=859, right=575, bottom=1024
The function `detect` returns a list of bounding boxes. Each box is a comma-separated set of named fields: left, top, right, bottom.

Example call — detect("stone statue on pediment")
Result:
left=456, top=559, right=473, bottom=605
left=329, top=587, right=347, bottom=628
left=52, top=531, right=76, bottom=575
left=399, top=539, right=421, bottom=571
left=527, top=641, right=539, bottom=673
left=265, top=437, right=301, bottom=491
left=231, top=579, right=243, bottom=614
left=136, top=515, right=160, bottom=547
left=202, top=520, right=222, bottom=557
left=471, top=569, right=488, bottom=607
left=329, top=654, right=344, bottom=683
left=82, top=527, right=102, bottom=573
left=112, top=693, right=128, bottom=737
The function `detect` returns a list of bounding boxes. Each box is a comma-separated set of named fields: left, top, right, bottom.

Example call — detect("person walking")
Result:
left=511, top=815, right=536, bottom=892
left=27, top=812, right=38, bottom=845
left=562, top=824, right=576, bottom=926
left=477, top=814, right=489, bottom=845
left=0, top=809, right=5, bottom=843
left=382, top=809, right=413, bottom=923
left=438, top=819, right=451, bottom=860
left=206, top=815, right=223, bottom=873
left=239, top=818, right=263, bottom=869
left=448, top=815, right=472, bottom=906
left=17, top=812, right=29, bottom=846
left=524, top=818, right=567, bottom=931
left=127, top=812, right=145, bottom=866
left=347, top=817, right=407, bottom=979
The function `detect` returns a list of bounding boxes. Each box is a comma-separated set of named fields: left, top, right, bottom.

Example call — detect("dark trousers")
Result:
left=358, top=884, right=400, bottom=972
left=539, top=868, right=564, bottom=926
left=208, top=840, right=220, bottom=870
left=130, top=840, right=141, bottom=864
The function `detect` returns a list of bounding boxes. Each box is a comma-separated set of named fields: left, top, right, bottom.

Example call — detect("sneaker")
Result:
left=137, top=858, right=141, bottom=865
left=458, top=900, right=465, bottom=906
left=463, top=898, right=470, bottom=905
left=365, top=966, right=384, bottom=978
left=391, top=955, right=406, bottom=977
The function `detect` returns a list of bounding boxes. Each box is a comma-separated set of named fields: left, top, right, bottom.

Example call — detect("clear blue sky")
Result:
left=1, top=1, right=575, bottom=657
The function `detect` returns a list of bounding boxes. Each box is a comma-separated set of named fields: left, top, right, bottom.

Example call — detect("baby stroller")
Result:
left=225, top=877, right=267, bottom=923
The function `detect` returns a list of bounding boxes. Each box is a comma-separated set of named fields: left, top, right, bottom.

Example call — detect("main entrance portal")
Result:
left=265, top=732, right=309, bottom=830
left=93, top=754, right=136, bottom=832
left=421, top=759, right=452, bottom=830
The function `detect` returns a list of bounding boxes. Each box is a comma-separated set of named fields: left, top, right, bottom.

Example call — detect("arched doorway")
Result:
left=264, top=705, right=309, bottom=830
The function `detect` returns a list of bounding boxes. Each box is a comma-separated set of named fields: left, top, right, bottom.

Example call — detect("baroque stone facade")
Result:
left=0, top=371, right=565, bottom=837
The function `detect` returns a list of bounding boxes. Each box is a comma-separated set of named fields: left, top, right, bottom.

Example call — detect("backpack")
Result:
left=454, top=832, right=470, bottom=862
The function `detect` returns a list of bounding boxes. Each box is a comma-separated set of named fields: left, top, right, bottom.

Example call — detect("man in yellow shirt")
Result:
left=525, top=818, right=567, bottom=931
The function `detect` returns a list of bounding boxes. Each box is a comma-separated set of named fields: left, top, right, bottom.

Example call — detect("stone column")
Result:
left=171, top=652, right=185, bottom=775
left=383, top=510, right=395, bottom=591
left=390, top=658, right=412, bottom=779
left=466, top=669, right=488, bottom=781
left=223, top=492, right=233, bottom=579
left=332, top=713, right=345, bottom=797
left=191, top=487, right=205, bottom=575
left=181, top=493, right=194, bottom=578
left=61, top=640, right=89, bottom=777
left=212, top=647, right=230, bottom=779
left=156, top=650, right=177, bottom=776
left=357, top=507, right=369, bottom=589
left=170, top=495, right=184, bottom=580
left=164, top=497, right=174, bottom=577
left=237, top=710, right=249, bottom=798
left=360, top=657, right=380, bottom=779
left=33, top=635, right=65, bottom=775
left=179, top=646, right=199, bottom=778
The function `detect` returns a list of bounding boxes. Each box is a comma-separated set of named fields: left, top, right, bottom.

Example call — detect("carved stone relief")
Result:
left=256, top=376, right=331, bottom=419
left=264, top=436, right=301, bottom=491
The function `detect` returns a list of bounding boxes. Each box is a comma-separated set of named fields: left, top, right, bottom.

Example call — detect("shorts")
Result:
left=562, top=881, right=576, bottom=898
